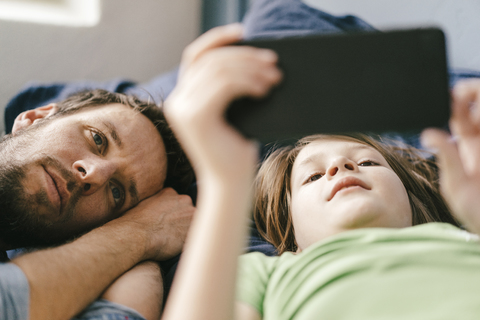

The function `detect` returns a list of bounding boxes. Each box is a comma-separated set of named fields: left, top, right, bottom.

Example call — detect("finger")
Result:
left=185, top=46, right=281, bottom=108
left=421, top=128, right=467, bottom=193
left=217, top=61, right=281, bottom=105
left=238, top=62, right=283, bottom=98
left=181, top=23, right=244, bottom=71
left=214, top=47, right=282, bottom=97
left=451, top=80, right=480, bottom=136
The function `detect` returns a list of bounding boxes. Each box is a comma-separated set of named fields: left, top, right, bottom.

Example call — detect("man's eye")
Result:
left=359, top=160, right=379, bottom=167
left=110, top=184, right=124, bottom=208
left=90, top=130, right=108, bottom=153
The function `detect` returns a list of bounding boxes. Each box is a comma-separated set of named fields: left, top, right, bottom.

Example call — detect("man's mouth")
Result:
left=328, top=176, right=370, bottom=201
left=43, top=166, right=70, bottom=215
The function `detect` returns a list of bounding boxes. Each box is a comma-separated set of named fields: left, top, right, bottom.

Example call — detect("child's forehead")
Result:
left=294, top=137, right=382, bottom=166
left=300, top=137, right=376, bottom=154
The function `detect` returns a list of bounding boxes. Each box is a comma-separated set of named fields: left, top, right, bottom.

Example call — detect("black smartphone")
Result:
left=226, top=28, right=450, bottom=144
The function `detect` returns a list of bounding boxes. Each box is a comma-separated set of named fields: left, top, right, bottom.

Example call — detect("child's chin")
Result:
left=332, top=198, right=383, bottom=229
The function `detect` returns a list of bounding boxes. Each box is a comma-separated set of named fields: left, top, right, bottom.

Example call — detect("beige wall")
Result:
left=0, top=0, right=201, bottom=134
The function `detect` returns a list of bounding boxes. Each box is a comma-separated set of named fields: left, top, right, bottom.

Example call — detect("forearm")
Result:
left=13, top=220, right=147, bottom=320
left=163, top=179, right=253, bottom=320
left=161, top=23, right=280, bottom=320
left=101, top=261, right=164, bottom=320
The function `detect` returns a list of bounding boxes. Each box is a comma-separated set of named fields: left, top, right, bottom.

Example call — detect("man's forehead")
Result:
left=59, top=103, right=154, bottom=131
left=45, top=103, right=128, bottom=124
left=76, top=103, right=134, bottom=117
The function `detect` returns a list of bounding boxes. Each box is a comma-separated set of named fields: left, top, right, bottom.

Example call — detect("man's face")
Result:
left=0, top=103, right=167, bottom=246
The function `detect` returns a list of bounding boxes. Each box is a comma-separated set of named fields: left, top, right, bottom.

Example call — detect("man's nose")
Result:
left=72, top=158, right=118, bottom=195
left=326, top=157, right=357, bottom=179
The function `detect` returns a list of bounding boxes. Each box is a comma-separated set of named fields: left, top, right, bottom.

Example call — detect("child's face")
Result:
left=290, top=138, right=412, bottom=251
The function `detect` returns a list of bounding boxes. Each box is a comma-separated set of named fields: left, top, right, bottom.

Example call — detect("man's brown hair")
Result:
left=253, top=133, right=459, bottom=254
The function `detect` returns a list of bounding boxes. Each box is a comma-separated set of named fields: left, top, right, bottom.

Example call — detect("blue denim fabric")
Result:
left=0, top=263, right=29, bottom=320
left=73, top=299, right=146, bottom=320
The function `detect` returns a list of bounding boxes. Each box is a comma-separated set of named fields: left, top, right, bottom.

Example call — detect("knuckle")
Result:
left=163, top=187, right=176, bottom=194
left=251, top=80, right=269, bottom=96
left=178, top=194, right=194, bottom=205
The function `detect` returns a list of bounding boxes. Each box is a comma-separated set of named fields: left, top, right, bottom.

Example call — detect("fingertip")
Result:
left=420, top=128, right=446, bottom=151
left=258, top=48, right=278, bottom=62
left=221, top=23, right=244, bottom=38
left=225, top=22, right=243, bottom=31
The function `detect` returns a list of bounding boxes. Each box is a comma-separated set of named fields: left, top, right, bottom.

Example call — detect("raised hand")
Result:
left=164, top=24, right=282, bottom=183
left=422, top=80, right=480, bottom=234
left=161, top=25, right=282, bottom=320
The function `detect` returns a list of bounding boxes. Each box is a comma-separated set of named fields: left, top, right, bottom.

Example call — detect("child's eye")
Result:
left=307, top=173, right=324, bottom=183
left=359, top=160, right=379, bottom=167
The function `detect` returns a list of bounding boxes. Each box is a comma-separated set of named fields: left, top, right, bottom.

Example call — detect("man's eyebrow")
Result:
left=102, top=121, right=122, bottom=148
left=128, top=179, right=139, bottom=208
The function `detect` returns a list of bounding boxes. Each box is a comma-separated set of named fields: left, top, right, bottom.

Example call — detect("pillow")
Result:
left=242, top=0, right=479, bottom=89
left=4, top=68, right=178, bottom=134
left=243, top=0, right=376, bottom=39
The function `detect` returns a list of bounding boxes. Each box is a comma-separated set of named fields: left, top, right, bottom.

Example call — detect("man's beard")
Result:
left=0, top=124, right=82, bottom=249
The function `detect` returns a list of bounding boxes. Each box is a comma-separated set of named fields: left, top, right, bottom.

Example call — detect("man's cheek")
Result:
left=73, top=194, right=111, bottom=226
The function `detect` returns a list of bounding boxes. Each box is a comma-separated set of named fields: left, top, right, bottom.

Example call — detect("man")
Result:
left=0, top=89, right=196, bottom=320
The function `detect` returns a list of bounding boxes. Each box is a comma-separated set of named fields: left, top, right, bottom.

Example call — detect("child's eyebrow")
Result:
left=298, top=144, right=374, bottom=167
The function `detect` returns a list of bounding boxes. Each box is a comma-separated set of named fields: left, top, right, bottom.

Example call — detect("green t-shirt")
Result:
left=237, top=223, right=480, bottom=319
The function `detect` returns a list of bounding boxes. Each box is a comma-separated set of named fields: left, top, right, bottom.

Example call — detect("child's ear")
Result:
left=12, top=103, right=59, bottom=134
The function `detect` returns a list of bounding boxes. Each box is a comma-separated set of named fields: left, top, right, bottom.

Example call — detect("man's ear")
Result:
left=12, top=103, right=59, bottom=134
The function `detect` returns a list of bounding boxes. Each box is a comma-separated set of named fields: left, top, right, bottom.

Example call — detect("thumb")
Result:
left=421, top=128, right=467, bottom=193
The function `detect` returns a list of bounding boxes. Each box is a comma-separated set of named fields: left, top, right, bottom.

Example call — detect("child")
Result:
left=253, top=133, right=459, bottom=254
left=161, top=24, right=480, bottom=319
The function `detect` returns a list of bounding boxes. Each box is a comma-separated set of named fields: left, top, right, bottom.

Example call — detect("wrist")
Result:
left=195, top=143, right=259, bottom=185
left=199, top=171, right=255, bottom=194
left=101, top=218, right=150, bottom=263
